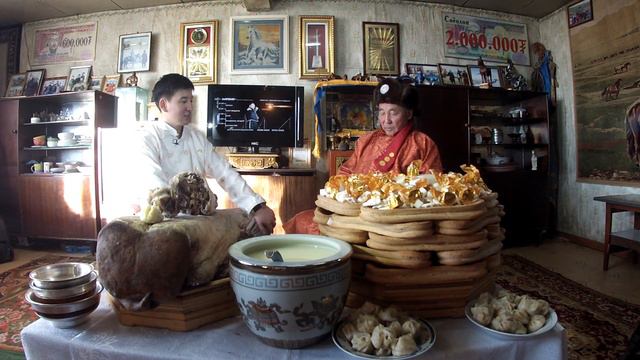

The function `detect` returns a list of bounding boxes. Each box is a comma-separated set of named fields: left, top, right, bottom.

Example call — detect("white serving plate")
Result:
left=332, top=318, right=436, bottom=360
left=464, top=301, right=558, bottom=341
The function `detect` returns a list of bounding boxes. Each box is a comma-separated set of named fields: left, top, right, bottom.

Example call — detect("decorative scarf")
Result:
left=374, top=124, right=413, bottom=172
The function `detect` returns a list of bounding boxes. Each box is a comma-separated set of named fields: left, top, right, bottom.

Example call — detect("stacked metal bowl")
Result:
left=25, top=262, right=102, bottom=328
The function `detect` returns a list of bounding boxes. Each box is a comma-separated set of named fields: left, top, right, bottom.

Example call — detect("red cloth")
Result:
left=284, top=129, right=443, bottom=235
left=338, top=129, right=442, bottom=175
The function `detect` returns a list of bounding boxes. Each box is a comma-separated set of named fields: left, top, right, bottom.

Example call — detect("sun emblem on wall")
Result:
left=368, top=27, right=395, bottom=71
left=187, top=46, right=210, bottom=76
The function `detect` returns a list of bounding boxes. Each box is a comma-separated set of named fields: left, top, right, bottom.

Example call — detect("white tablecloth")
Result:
left=21, top=294, right=567, bottom=360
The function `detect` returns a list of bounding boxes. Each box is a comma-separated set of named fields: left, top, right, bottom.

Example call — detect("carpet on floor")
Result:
left=498, top=254, right=640, bottom=360
left=0, top=253, right=638, bottom=359
left=0, top=254, right=94, bottom=358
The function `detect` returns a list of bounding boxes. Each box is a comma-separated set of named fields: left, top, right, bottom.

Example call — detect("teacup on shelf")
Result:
left=33, top=135, right=46, bottom=146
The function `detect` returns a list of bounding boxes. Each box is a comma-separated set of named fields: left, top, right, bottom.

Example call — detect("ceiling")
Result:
left=0, top=0, right=572, bottom=28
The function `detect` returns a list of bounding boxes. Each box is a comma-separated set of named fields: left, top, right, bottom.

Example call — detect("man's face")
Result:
left=377, top=103, right=411, bottom=136
left=160, top=89, right=193, bottom=129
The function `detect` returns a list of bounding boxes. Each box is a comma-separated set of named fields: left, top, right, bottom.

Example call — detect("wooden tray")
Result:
left=111, top=277, right=239, bottom=331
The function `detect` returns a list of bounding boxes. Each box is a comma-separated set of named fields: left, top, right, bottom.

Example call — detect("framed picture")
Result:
left=24, top=69, right=46, bottom=96
left=40, top=76, right=66, bottom=95
left=65, top=65, right=91, bottom=92
left=489, top=66, right=505, bottom=88
left=299, top=16, right=334, bottom=79
left=231, top=15, right=288, bottom=74
left=467, top=65, right=493, bottom=87
left=438, top=63, right=471, bottom=86
left=363, top=22, right=400, bottom=76
left=117, top=32, right=151, bottom=73
left=405, top=63, right=441, bottom=85
left=102, top=74, right=121, bottom=95
left=289, top=147, right=312, bottom=168
left=5, top=73, right=26, bottom=97
left=89, top=76, right=104, bottom=91
left=568, top=0, right=593, bottom=28
left=328, top=150, right=353, bottom=176
left=180, top=21, right=218, bottom=84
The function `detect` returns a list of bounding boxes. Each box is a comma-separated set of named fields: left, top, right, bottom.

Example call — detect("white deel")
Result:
left=134, top=120, right=265, bottom=213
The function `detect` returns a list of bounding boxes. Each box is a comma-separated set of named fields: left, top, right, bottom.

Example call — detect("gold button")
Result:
left=389, top=152, right=395, bottom=158
left=384, top=156, right=390, bottom=162
left=379, top=160, right=386, bottom=166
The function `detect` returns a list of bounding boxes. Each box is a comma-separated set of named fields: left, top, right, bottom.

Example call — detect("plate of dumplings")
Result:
left=465, top=289, right=558, bottom=340
left=332, top=302, right=436, bottom=359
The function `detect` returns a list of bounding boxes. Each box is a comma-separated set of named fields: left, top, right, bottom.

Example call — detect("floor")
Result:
left=2, top=236, right=640, bottom=305
left=504, top=236, right=640, bottom=305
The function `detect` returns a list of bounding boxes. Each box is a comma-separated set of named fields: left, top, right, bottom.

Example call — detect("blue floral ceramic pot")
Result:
left=229, top=234, right=352, bottom=349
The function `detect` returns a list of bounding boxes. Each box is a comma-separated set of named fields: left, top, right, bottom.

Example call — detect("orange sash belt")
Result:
left=374, top=125, right=413, bottom=172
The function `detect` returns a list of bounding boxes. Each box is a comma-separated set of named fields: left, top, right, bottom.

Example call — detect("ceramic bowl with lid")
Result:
left=229, top=234, right=352, bottom=349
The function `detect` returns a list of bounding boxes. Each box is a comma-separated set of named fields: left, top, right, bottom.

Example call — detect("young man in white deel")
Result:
left=135, top=73, right=276, bottom=234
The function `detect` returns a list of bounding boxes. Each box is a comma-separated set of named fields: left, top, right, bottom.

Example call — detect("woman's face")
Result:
left=377, top=103, right=412, bottom=136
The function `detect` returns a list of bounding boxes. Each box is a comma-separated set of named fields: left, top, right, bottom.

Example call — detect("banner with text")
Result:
left=442, top=13, right=530, bottom=66
left=31, top=23, right=96, bottom=65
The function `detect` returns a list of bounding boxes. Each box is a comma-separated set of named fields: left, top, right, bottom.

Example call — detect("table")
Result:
left=21, top=294, right=567, bottom=360
left=594, top=194, right=640, bottom=270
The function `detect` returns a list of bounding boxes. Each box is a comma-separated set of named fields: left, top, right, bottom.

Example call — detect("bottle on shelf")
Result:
left=531, top=150, right=538, bottom=171
left=519, top=126, right=527, bottom=144
left=525, top=125, right=535, bottom=144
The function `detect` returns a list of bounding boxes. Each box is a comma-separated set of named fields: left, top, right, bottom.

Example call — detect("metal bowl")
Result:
left=25, top=283, right=102, bottom=316
left=29, top=262, right=94, bottom=289
left=35, top=304, right=99, bottom=328
left=29, top=271, right=97, bottom=300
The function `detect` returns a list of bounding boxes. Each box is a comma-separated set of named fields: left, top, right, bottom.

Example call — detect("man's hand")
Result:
left=253, top=206, right=276, bottom=234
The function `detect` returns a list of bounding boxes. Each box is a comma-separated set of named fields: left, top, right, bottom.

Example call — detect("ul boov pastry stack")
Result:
left=314, top=164, right=504, bottom=318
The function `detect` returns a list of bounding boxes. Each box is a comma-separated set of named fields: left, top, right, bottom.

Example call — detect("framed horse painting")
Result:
left=231, top=15, right=289, bottom=74
left=570, top=0, right=640, bottom=183
left=117, top=32, right=151, bottom=73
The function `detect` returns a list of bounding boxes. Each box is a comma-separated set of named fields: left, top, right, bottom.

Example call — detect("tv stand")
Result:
left=225, top=153, right=279, bottom=170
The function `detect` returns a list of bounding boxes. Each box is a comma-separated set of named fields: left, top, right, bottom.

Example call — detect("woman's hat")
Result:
left=373, top=77, right=419, bottom=113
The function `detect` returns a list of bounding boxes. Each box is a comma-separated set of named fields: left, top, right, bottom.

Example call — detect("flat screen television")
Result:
left=207, top=84, right=304, bottom=150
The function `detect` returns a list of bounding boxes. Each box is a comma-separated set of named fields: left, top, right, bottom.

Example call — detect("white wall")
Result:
left=31, top=1, right=627, bottom=236
left=539, top=8, right=639, bottom=242
left=19, top=0, right=539, bottom=137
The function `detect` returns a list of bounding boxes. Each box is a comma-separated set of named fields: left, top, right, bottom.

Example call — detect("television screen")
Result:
left=207, top=84, right=304, bottom=149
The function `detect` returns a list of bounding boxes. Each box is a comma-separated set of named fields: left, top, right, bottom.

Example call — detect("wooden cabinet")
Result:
left=416, top=86, right=552, bottom=246
left=0, top=91, right=117, bottom=241
left=0, top=100, right=20, bottom=234
left=211, top=169, right=318, bottom=234
left=19, top=175, right=96, bottom=239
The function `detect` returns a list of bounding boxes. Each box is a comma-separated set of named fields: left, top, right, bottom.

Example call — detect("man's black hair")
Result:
left=151, top=73, right=194, bottom=110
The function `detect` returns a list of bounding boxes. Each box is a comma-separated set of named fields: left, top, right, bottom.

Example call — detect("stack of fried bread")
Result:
left=314, top=164, right=504, bottom=318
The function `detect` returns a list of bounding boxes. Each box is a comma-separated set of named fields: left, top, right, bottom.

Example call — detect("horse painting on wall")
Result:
left=231, top=15, right=288, bottom=74
left=571, top=0, right=640, bottom=184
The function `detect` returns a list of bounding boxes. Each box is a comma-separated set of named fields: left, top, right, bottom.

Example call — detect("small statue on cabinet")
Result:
left=504, top=59, right=528, bottom=91
left=126, top=72, right=139, bottom=87
left=478, top=57, right=491, bottom=86
left=351, top=73, right=370, bottom=81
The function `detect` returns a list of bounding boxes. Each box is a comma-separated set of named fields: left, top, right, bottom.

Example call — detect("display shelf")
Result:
left=24, top=146, right=91, bottom=151
left=20, top=172, right=89, bottom=177
left=471, top=143, right=548, bottom=149
left=469, top=115, right=547, bottom=126
left=0, top=90, right=117, bottom=241
left=23, top=120, right=89, bottom=126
